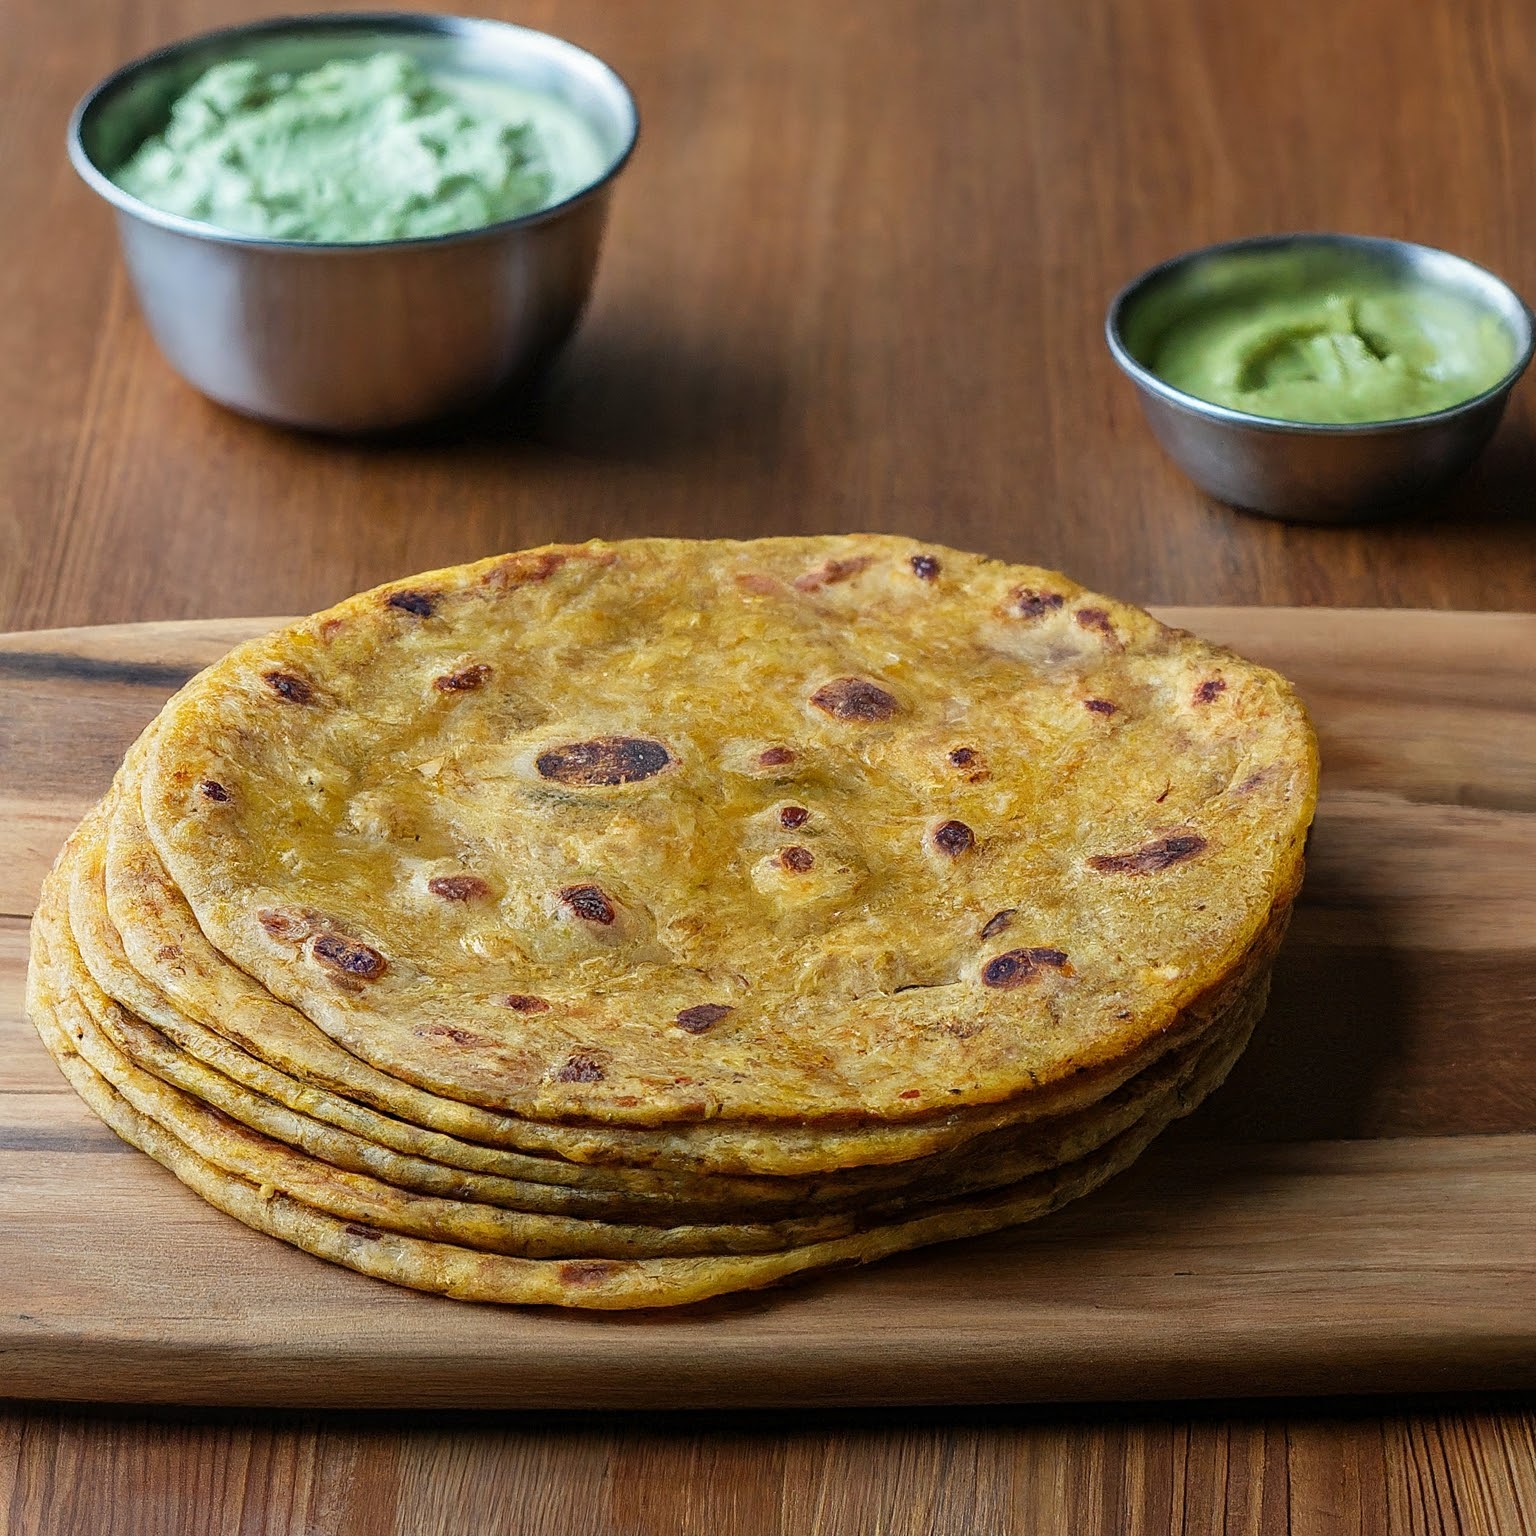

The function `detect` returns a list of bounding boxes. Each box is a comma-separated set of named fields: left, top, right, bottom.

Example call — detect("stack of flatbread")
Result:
left=28, top=536, right=1317, bottom=1308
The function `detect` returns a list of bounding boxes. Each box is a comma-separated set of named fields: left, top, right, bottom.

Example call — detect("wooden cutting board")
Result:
left=1, top=609, right=1533, bottom=1411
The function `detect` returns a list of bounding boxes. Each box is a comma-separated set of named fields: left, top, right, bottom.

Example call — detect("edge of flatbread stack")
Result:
left=27, top=535, right=1318, bottom=1308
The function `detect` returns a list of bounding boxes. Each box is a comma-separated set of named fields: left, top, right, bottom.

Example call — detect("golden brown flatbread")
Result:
left=25, top=536, right=1318, bottom=1307
left=29, top=917, right=1257, bottom=1309
left=134, top=537, right=1314, bottom=1129
left=59, top=811, right=1265, bottom=1223
left=105, top=773, right=1255, bottom=1175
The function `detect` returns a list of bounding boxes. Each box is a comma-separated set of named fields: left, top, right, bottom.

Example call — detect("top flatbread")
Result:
left=136, top=535, right=1316, bottom=1127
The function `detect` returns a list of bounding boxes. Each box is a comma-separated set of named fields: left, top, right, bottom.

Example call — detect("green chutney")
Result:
left=1151, top=286, right=1517, bottom=424
left=114, top=52, right=609, bottom=242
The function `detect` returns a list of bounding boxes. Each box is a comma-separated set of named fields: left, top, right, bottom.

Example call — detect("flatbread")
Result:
left=132, top=536, right=1315, bottom=1129
left=106, top=768, right=1278, bottom=1174
left=41, top=908, right=1259, bottom=1262
left=59, top=817, right=1264, bottom=1221
left=24, top=536, right=1318, bottom=1307
left=73, top=800, right=815, bottom=1207
left=29, top=917, right=1256, bottom=1309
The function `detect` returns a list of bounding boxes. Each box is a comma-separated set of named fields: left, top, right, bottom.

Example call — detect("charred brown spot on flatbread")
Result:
left=980, top=909, right=1016, bottom=939
left=433, top=663, right=491, bottom=693
left=910, top=553, right=941, bottom=581
left=503, top=994, right=550, bottom=1012
left=1088, top=832, right=1208, bottom=875
left=386, top=589, right=437, bottom=617
left=1084, top=698, right=1118, bottom=716
left=427, top=875, right=490, bottom=902
left=933, top=820, right=974, bottom=856
left=198, top=779, right=230, bottom=802
left=948, top=745, right=989, bottom=783
left=310, top=932, right=388, bottom=981
left=343, top=1223, right=383, bottom=1241
left=794, top=555, right=872, bottom=592
left=676, top=1003, right=734, bottom=1034
left=779, top=805, right=809, bottom=829
left=263, top=671, right=313, bottom=704
left=559, top=1259, right=624, bottom=1286
left=1003, top=588, right=1065, bottom=621
left=758, top=746, right=796, bottom=768
left=982, top=947, right=1071, bottom=988
left=779, top=846, right=814, bottom=872
left=1194, top=677, right=1227, bottom=704
left=483, top=550, right=567, bottom=590
left=554, top=1053, right=605, bottom=1083
left=810, top=677, right=900, bottom=721
left=257, top=908, right=316, bottom=943
left=537, top=737, right=672, bottom=787
left=421, top=1023, right=482, bottom=1046
left=1075, top=607, right=1116, bottom=641
left=560, top=885, right=615, bottom=925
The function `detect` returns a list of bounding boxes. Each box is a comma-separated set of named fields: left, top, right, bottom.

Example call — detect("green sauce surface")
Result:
left=114, top=52, right=609, bottom=242
left=1151, top=285, right=1516, bottom=424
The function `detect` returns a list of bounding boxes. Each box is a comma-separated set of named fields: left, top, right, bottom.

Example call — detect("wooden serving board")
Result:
left=1, top=609, right=1533, bottom=1411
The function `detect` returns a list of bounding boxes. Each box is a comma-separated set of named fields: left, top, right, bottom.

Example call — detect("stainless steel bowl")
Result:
left=68, top=13, right=638, bottom=432
left=1106, top=234, right=1534, bottom=523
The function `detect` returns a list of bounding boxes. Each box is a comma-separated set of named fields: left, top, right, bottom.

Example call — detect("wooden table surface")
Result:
left=2, top=0, right=1534, bottom=1529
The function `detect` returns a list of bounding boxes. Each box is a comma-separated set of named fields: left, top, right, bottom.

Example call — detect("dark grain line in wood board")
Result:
left=0, top=1131, right=132, bottom=1154
left=0, top=650, right=200, bottom=690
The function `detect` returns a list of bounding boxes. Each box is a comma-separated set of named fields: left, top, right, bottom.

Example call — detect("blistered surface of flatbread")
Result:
left=53, top=819, right=1260, bottom=1224
left=107, top=777, right=1235, bottom=1175
left=136, top=536, right=1316, bottom=1125
left=28, top=913, right=1259, bottom=1310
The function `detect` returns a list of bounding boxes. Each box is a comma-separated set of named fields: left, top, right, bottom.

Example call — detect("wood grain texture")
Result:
left=6, top=0, right=1536, bottom=1524
left=0, top=613, right=1533, bottom=1473
left=2, top=1405, right=1535, bottom=1536
left=6, top=0, right=1536, bottom=637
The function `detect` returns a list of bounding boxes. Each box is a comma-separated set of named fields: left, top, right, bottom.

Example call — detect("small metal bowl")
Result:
left=68, top=13, right=638, bottom=432
left=1106, top=234, right=1534, bottom=523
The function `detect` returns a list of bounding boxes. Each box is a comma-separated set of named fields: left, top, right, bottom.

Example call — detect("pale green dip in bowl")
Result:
left=113, top=50, right=609, bottom=243
left=1105, top=233, right=1534, bottom=521
left=1149, top=285, right=1517, bottom=426
left=68, top=13, right=638, bottom=430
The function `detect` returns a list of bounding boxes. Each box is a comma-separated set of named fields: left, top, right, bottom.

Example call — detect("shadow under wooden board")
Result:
left=1, top=609, right=1533, bottom=1410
